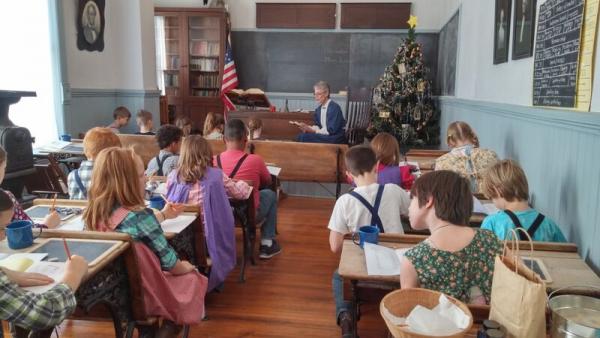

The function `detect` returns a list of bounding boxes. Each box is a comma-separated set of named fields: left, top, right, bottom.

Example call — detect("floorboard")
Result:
left=2, top=197, right=391, bottom=337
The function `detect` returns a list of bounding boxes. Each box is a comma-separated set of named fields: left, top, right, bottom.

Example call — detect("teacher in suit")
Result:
left=296, top=81, right=346, bottom=144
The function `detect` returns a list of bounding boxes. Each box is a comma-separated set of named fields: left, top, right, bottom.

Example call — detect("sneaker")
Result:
left=259, top=240, right=282, bottom=259
left=339, top=311, right=354, bottom=338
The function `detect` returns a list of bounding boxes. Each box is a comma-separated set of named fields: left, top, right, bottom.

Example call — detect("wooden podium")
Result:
left=226, top=89, right=271, bottom=110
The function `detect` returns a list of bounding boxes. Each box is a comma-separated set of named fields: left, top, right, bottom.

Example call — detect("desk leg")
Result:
left=350, top=280, right=359, bottom=338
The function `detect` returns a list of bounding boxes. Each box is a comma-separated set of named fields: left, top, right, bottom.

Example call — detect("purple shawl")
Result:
left=166, top=167, right=236, bottom=291
left=377, top=165, right=402, bottom=186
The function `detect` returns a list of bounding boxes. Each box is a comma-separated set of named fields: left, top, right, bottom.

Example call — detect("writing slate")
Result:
left=532, top=0, right=584, bottom=107
left=31, top=239, right=119, bottom=267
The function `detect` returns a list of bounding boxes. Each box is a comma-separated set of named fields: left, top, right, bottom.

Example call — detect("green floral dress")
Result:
left=404, top=229, right=502, bottom=304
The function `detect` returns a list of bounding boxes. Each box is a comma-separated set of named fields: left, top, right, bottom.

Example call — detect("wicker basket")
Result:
left=380, top=288, right=473, bottom=338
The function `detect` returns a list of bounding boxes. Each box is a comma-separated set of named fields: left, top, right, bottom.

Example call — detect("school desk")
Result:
left=0, top=230, right=132, bottom=338
left=337, top=234, right=598, bottom=338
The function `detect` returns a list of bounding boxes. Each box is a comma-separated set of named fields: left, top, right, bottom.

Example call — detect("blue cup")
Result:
left=6, top=220, right=40, bottom=250
left=352, top=225, right=380, bottom=248
left=149, top=196, right=166, bottom=210
left=60, top=134, right=72, bottom=142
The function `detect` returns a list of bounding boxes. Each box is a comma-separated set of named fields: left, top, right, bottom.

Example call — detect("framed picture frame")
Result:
left=494, top=0, right=512, bottom=64
left=77, top=0, right=105, bottom=52
left=512, top=0, right=537, bottom=60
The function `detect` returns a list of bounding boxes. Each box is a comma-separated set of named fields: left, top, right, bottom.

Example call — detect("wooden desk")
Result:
left=228, top=110, right=314, bottom=140
left=338, top=235, right=597, bottom=337
left=0, top=231, right=132, bottom=337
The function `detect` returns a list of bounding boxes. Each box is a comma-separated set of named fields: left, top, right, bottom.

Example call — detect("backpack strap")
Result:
left=155, top=154, right=173, bottom=177
left=228, top=154, right=249, bottom=179
left=216, top=155, right=223, bottom=169
left=504, top=210, right=545, bottom=240
left=73, top=169, right=87, bottom=199
left=348, top=185, right=385, bottom=233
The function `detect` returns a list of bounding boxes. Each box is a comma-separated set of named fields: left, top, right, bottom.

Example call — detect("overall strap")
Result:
left=527, top=213, right=546, bottom=239
left=73, top=169, right=87, bottom=198
left=504, top=210, right=527, bottom=240
left=228, top=154, right=249, bottom=179
left=155, top=154, right=172, bottom=176
left=348, top=185, right=385, bottom=233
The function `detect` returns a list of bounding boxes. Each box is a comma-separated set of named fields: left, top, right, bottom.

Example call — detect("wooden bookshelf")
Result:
left=155, top=8, right=226, bottom=127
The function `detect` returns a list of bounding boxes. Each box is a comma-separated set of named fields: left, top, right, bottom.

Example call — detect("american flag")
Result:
left=221, top=34, right=238, bottom=114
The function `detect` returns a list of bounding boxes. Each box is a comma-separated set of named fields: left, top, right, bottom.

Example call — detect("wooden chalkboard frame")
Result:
left=512, top=0, right=537, bottom=60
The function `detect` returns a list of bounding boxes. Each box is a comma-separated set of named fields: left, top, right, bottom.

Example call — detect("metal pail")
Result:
left=549, top=294, right=600, bottom=338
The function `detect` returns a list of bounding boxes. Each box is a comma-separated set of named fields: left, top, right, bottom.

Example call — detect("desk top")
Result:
left=0, top=231, right=129, bottom=280
left=338, top=238, right=600, bottom=297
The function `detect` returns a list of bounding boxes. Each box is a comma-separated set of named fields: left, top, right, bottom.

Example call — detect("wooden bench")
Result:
left=404, top=149, right=448, bottom=173
left=250, top=140, right=348, bottom=198
left=117, top=134, right=160, bottom=167
left=227, top=110, right=314, bottom=141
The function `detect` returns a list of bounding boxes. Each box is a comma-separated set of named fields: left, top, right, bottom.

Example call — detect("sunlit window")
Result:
left=0, top=1, right=59, bottom=145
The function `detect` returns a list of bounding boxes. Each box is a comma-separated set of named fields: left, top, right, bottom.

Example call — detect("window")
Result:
left=0, top=1, right=60, bottom=145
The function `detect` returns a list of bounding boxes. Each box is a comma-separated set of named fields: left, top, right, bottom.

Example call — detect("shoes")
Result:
left=339, top=311, right=354, bottom=338
left=155, top=320, right=183, bottom=338
left=259, top=239, right=282, bottom=259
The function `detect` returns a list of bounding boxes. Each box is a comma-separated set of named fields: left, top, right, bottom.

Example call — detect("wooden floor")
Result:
left=2, top=197, right=390, bottom=337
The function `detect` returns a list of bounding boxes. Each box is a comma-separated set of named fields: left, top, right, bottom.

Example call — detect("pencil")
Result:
left=62, top=238, right=72, bottom=260
left=50, top=193, right=58, bottom=212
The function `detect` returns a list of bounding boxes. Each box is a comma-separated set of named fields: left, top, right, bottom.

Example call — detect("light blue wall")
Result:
left=439, top=96, right=600, bottom=273
left=64, top=88, right=160, bottom=136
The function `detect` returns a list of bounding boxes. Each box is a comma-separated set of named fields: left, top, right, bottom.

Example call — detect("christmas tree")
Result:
left=368, top=15, right=440, bottom=147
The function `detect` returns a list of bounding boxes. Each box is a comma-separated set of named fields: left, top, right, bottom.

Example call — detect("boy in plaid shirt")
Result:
left=68, top=127, right=121, bottom=200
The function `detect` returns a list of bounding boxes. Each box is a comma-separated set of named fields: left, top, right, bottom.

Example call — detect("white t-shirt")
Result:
left=328, top=183, right=410, bottom=235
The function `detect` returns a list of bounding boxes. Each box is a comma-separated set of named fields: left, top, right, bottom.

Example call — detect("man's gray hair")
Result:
left=314, top=81, right=330, bottom=97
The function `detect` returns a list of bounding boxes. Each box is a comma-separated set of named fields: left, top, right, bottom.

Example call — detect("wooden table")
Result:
left=0, top=231, right=132, bottom=338
left=338, top=235, right=599, bottom=337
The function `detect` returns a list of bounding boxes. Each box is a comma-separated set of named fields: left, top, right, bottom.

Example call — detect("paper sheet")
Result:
left=155, top=182, right=168, bottom=196
left=37, top=140, right=70, bottom=152
left=472, top=197, right=487, bottom=214
left=267, top=166, right=281, bottom=177
left=364, top=243, right=402, bottom=276
left=59, top=216, right=85, bottom=231
left=3, top=253, right=48, bottom=263
left=23, top=262, right=66, bottom=294
left=161, top=214, right=196, bottom=234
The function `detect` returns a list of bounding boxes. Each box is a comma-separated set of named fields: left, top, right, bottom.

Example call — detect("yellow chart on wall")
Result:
left=576, top=0, right=600, bottom=111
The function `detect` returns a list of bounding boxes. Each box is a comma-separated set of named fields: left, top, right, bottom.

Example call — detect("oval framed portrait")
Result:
left=77, top=0, right=105, bottom=51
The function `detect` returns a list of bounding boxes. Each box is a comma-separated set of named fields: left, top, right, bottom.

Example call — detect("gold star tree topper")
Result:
left=407, top=15, right=418, bottom=28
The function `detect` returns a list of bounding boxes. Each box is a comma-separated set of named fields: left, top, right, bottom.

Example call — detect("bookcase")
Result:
left=154, top=8, right=226, bottom=128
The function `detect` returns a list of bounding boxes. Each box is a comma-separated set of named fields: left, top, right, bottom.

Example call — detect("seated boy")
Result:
left=328, top=146, right=410, bottom=336
left=480, top=159, right=567, bottom=242
left=107, top=106, right=131, bottom=134
left=68, top=127, right=122, bottom=200
left=145, top=124, right=183, bottom=177
left=216, top=119, right=281, bottom=259
left=0, top=190, right=88, bottom=334
left=134, top=110, right=155, bottom=135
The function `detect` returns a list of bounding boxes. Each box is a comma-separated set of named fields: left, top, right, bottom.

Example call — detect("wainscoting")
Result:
left=439, top=96, right=600, bottom=273
left=63, top=87, right=160, bottom=136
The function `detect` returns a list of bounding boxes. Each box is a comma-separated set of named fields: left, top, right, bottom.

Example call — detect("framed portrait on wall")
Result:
left=513, top=0, right=537, bottom=60
left=77, top=0, right=105, bottom=52
left=494, top=0, right=511, bottom=64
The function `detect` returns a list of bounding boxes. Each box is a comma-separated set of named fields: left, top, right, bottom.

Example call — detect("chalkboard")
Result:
left=231, top=31, right=439, bottom=93
left=532, top=0, right=584, bottom=107
left=437, top=11, right=459, bottom=96
left=32, top=239, right=119, bottom=266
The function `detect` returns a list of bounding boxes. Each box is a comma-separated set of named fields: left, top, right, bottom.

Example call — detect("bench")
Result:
left=250, top=140, right=348, bottom=198
left=117, top=134, right=160, bottom=167
left=227, top=110, right=314, bottom=141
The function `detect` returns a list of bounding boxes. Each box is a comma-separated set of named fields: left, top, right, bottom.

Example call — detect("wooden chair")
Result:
left=24, top=155, right=69, bottom=198
left=345, top=87, right=373, bottom=146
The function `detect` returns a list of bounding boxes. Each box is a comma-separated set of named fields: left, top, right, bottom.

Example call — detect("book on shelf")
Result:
left=226, top=88, right=271, bottom=108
